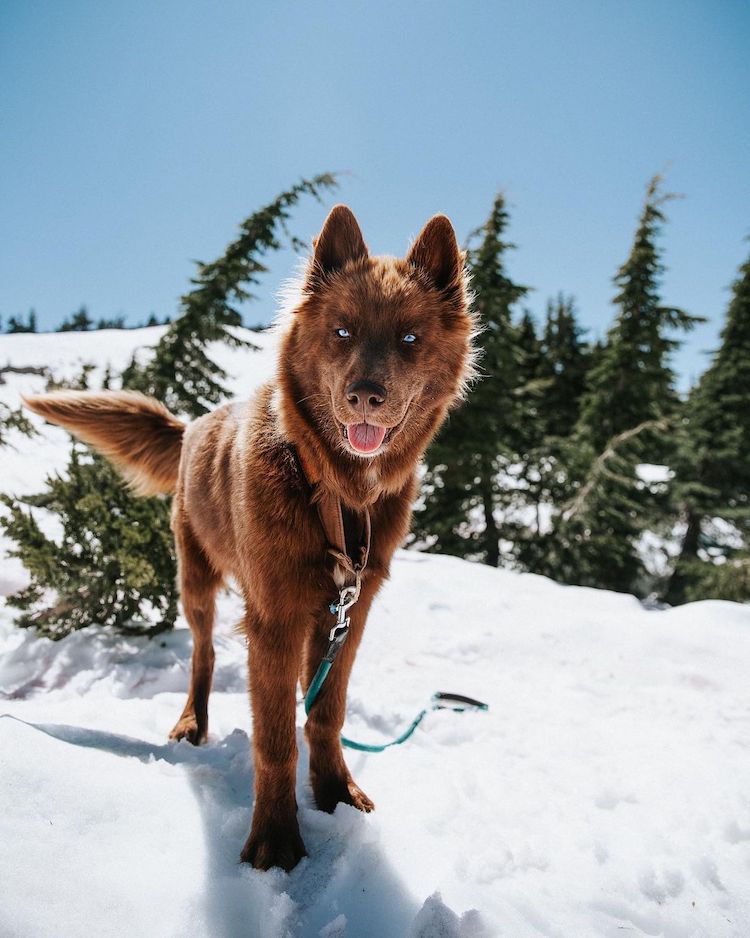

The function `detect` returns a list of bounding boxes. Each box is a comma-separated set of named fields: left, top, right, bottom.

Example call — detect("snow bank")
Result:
left=2, top=553, right=750, bottom=937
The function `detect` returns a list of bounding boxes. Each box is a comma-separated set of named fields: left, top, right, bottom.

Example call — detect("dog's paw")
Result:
left=168, top=714, right=206, bottom=745
left=313, top=774, right=375, bottom=814
left=346, top=779, right=375, bottom=813
left=240, top=821, right=307, bottom=872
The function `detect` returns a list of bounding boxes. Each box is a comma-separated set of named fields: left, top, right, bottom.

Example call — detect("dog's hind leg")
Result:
left=302, top=590, right=375, bottom=815
left=169, top=518, right=221, bottom=745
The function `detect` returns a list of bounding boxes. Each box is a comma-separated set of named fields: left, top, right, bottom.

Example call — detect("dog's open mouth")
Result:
left=343, top=423, right=389, bottom=455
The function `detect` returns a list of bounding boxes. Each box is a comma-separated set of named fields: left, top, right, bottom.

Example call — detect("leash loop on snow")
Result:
left=296, top=446, right=488, bottom=751
left=303, top=578, right=489, bottom=751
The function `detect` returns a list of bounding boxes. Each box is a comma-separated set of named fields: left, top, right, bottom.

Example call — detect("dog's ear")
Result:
left=407, top=215, right=464, bottom=292
left=307, top=205, right=368, bottom=288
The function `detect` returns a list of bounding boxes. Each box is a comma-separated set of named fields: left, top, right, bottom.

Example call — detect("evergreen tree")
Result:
left=517, top=310, right=542, bottom=384
left=417, top=193, right=529, bottom=565
left=1, top=447, right=177, bottom=639
left=0, top=403, right=35, bottom=448
left=2, top=174, right=338, bottom=638
left=524, top=177, right=696, bottom=595
left=537, top=294, right=590, bottom=438
left=532, top=419, right=668, bottom=593
left=124, top=173, right=337, bottom=417
left=500, top=309, right=555, bottom=546
left=6, top=310, right=37, bottom=333
left=58, top=305, right=94, bottom=332
left=96, top=316, right=126, bottom=329
left=577, top=175, right=699, bottom=454
left=665, top=246, right=750, bottom=603
left=514, top=295, right=591, bottom=566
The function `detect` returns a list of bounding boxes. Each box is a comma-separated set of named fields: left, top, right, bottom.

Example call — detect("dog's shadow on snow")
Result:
left=4, top=715, right=424, bottom=938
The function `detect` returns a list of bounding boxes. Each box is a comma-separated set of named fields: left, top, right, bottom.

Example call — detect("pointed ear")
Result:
left=406, top=215, right=463, bottom=291
left=307, top=205, right=368, bottom=288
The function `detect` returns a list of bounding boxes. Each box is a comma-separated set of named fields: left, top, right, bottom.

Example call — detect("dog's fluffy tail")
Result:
left=23, top=390, right=186, bottom=496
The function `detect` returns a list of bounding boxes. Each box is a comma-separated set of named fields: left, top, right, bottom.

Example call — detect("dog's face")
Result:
left=282, top=205, right=474, bottom=465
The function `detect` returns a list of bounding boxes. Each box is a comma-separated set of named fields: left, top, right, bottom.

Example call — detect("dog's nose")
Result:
left=346, top=380, right=387, bottom=410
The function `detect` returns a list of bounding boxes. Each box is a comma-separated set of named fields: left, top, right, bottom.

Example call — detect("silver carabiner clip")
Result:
left=330, top=570, right=362, bottom=638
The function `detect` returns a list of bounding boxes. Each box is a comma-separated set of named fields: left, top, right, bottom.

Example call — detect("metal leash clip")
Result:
left=324, top=571, right=362, bottom=662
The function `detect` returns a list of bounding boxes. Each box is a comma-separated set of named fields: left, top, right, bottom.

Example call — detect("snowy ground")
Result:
left=1, top=328, right=750, bottom=937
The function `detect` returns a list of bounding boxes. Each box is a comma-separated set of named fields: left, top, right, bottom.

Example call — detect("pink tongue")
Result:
left=347, top=423, right=387, bottom=454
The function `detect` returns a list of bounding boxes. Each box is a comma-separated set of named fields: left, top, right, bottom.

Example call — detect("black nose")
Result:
left=346, top=380, right=387, bottom=409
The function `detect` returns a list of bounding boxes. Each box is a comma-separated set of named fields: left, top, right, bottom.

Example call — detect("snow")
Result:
left=636, top=464, right=673, bottom=486
left=2, top=328, right=750, bottom=937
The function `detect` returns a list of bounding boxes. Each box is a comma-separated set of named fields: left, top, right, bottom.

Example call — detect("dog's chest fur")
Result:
left=175, top=382, right=414, bottom=628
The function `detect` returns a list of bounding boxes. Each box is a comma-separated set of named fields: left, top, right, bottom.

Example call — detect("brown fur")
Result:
left=23, top=205, right=475, bottom=871
left=23, top=390, right=185, bottom=496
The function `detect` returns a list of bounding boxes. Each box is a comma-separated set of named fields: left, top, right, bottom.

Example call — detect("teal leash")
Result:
left=304, top=656, right=430, bottom=753
left=304, top=578, right=488, bottom=753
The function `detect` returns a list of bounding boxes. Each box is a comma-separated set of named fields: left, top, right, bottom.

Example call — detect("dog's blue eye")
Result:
left=402, top=333, right=417, bottom=344
left=336, top=328, right=351, bottom=339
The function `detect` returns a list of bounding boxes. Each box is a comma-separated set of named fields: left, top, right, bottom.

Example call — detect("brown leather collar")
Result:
left=296, top=447, right=370, bottom=583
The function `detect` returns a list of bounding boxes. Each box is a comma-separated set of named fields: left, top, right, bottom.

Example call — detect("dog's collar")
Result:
left=295, top=447, right=370, bottom=584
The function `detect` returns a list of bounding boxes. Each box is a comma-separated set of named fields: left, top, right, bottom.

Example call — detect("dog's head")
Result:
left=279, top=205, right=475, bottom=484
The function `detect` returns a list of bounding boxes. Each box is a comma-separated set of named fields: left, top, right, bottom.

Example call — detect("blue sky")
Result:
left=1, top=0, right=748, bottom=387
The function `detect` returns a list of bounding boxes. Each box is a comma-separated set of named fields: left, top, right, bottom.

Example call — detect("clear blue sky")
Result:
left=1, top=0, right=748, bottom=388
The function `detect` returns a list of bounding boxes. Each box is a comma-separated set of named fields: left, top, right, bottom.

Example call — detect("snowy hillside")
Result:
left=1, top=329, right=750, bottom=937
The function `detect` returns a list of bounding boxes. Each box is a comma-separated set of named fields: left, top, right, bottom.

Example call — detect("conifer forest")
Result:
left=2, top=172, right=748, bottom=638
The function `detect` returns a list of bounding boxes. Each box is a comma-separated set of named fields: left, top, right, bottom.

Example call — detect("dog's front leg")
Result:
left=241, top=613, right=307, bottom=872
left=303, top=587, right=376, bottom=815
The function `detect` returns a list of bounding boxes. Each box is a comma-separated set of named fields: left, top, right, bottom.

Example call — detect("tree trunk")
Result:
left=480, top=475, right=500, bottom=567
left=663, top=508, right=701, bottom=605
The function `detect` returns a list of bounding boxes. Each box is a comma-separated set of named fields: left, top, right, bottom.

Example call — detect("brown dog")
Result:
left=23, top=205, right=475, bottom=871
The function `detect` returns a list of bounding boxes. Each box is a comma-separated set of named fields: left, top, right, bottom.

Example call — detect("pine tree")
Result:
left=535, top=419, right=669, bottom=593
left=514, top=295, right=591, bottom=567
left=0, top=403, right=35, bottom=448
left=1, top=447, right=177, bottom=639
left=2, top=174, right=338, bottom=638
left=517, top=310, right=542, bottom=384
left=417, top=193, right=529, bottom=565
left=526, top=176, right=697, bottom=595
left=577, top=175, right=699, bottom=454
left=537, top=294, right=590, bottom=438
left=6, top=310, right=37, bottom=333
left=665, top=246, right=750, bottom=603
left=123, top=173, right=337, bottom=417
left=507, top=310, right=557, bottom=546
left=58, top=306, right=94, bottom=332
left=96, top=316, right=126, bottom=329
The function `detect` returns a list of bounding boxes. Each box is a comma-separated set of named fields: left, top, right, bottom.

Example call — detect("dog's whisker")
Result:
left=295, top=392, right=325, bottom=406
